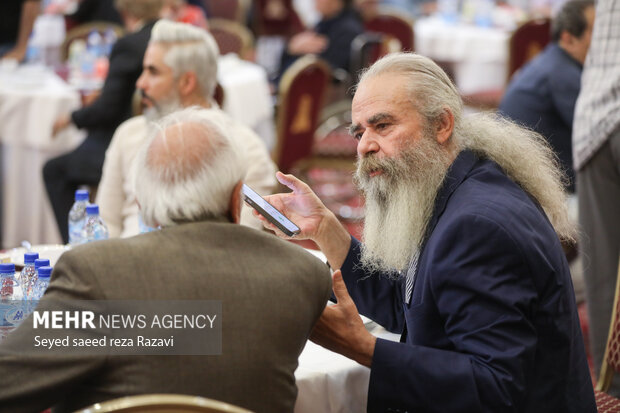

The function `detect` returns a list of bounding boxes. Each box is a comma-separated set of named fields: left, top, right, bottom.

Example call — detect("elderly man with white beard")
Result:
left=257, top=53, right=596, bottom=412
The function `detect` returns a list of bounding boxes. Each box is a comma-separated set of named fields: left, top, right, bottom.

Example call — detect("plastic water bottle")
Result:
left=0, top=263, right=21, bottom=340
left=87, top=30, right=104, bottom=58
left=83, top=204, right=109, bottom=243
left=103, top=28, right=117, bottom=57
left=25, top=33, right=42, bottom=64
left=474, top=0, right=494, bottom=27
left=32, top=266, right=52, bottom=300
left=438, top=0, right=460, bottom=23
left=19, top=252, right=39, bottom=300
left=68, top=189, right=90, bottom=246
left=0, top=263, right=17, bottom=300
left=34, top=258, right=50, bottom=276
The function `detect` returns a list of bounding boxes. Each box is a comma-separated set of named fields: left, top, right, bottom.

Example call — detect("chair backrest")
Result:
left=507, top=17, right=551, bottom=81
left=208, top=18, right=254, bottom=59
left=61, top=21, right=125, bottom=61
left=274, top=55, right=331, bottom=173
left=363, top=12, right=414, bottom=52
left=349, top=32, right=389, bottom=81
left=202, top=0, right=250, bottom=22
left=75, top=393, right=254, bottom=413
left=597, top=257, right=620, bottom=392
left=251, top=0, right=305, bottom=37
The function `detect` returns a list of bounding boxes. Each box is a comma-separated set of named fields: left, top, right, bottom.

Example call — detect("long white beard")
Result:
left=354, top=135, right=453, bottom=274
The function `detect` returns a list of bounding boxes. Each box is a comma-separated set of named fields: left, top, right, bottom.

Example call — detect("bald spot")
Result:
left=147, top=122, right=217, bottom=183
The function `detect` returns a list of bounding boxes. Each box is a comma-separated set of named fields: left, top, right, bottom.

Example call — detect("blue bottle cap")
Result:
left=75, top=189, right=89, bottom=201
left=86, top=204, right=99, bottom=215
left=24, top=252, right=39, bottom=264
left=34, top=258, right=51, bottom=270
left=0, top=263, right=15, bottom=274
left=38, top=266, right=53, bottom=278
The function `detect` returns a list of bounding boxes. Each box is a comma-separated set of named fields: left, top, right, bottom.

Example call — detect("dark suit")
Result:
left=0, top=219, right=332, bottom=413
left=278, top=7, right=363, bottom=80
left=499, top=43, right=582, bottom=192
left=340, top=150, right=595, bottom=412
left=43, top=21, right=156, bottom=243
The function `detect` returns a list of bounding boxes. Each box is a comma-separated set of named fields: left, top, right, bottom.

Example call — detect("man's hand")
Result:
left=253, top=171, right=352, bottom=269
left=288, top=31, right=328, bottom=55
left=310, top=270, right=376, bottom=367
left=52, top=113, right=72, bottom=136
left=254, top=172, right=332, bottom=241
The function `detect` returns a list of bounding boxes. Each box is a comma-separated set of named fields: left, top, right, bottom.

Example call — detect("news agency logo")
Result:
left=32, top=311, right=218, bottom=330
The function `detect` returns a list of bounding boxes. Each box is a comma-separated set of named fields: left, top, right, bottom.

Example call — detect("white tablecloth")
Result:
left=295, top=340, right=370, bottom=413
left=0, top=65, right=85, bottom=249
left=217, top=55, right=275, bottom=151
left=295, top=328, right=400, bottom=413
left=414, top=17, right=511, bottom=94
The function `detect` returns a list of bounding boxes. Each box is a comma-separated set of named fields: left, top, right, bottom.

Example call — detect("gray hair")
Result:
left=134, top=107, right=247, bottom=228
left=551, top=0, right=595, bottom=42
left=115, top=0, right=163, bottom=20
left=358, top=52, right=576, bottom=243
left=149, top=20, right=220, bottom=99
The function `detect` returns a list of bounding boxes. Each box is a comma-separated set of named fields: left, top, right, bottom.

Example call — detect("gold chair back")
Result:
left=208, top=18, right=254, bottom=59
left=75, top=393, right=254, bottom=413
left=273, top=55, right=331, bottom=173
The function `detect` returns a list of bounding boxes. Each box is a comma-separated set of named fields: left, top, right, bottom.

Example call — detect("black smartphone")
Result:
left=242, top=184, right=301, bottom=237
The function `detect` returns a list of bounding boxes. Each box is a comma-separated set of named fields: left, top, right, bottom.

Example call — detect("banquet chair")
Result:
left=293, top=100, right=364, bottom=240
left=507, top=17, right=551, bottom=81
left=202, top=0, right=250, bottom=23
left=462, top=17, right=551, bottom=110
left=61, top=21, right=125, bottom=61
left=251, top=0, right=305, bottom=37
left=273, top=55, right=331, bottom=173
left=349, top=32, right=388, bottom=83
left=75, top=394, right=254, bottom=413
left=363, top=12, right=415, bottom=52
left=594, top=258, right=620, bottom=412
left=208, top=18, right=254, bottom=59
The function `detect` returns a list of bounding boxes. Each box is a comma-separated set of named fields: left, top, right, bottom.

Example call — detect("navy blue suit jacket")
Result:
left=340, top=150, right=595, bottom=412
left=499, top=43, right=582, bottom=191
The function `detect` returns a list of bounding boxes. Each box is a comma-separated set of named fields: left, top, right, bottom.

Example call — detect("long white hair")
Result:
left=359, top=53, right=576, bottom=243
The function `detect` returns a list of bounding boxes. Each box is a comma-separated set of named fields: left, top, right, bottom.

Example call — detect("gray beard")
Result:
left=354, top=135, right=453, bottom=274
left=143, top=92, right=182, bottom=122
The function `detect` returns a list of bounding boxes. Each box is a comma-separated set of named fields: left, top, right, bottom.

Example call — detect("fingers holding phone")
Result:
left=245, top=173, right=331, bottom=240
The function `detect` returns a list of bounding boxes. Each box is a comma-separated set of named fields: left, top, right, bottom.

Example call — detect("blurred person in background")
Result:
left=0, top=0, right=41, bottom=61
left=44, top=0, right=162, bottom=244
left=95, top=20, right=276, bottom=237
left=160, top=0, right=208, bottom=29
left=573, top=0, right=620, bottom=397
left=277, top=0, right=363, bottom=84
left=499, top=0, right=595, bottom=192
left=0, top=107, right=332, bottom=413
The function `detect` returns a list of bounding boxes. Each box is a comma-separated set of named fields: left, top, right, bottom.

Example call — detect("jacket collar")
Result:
left=425, top=149, right=478, bottom=236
